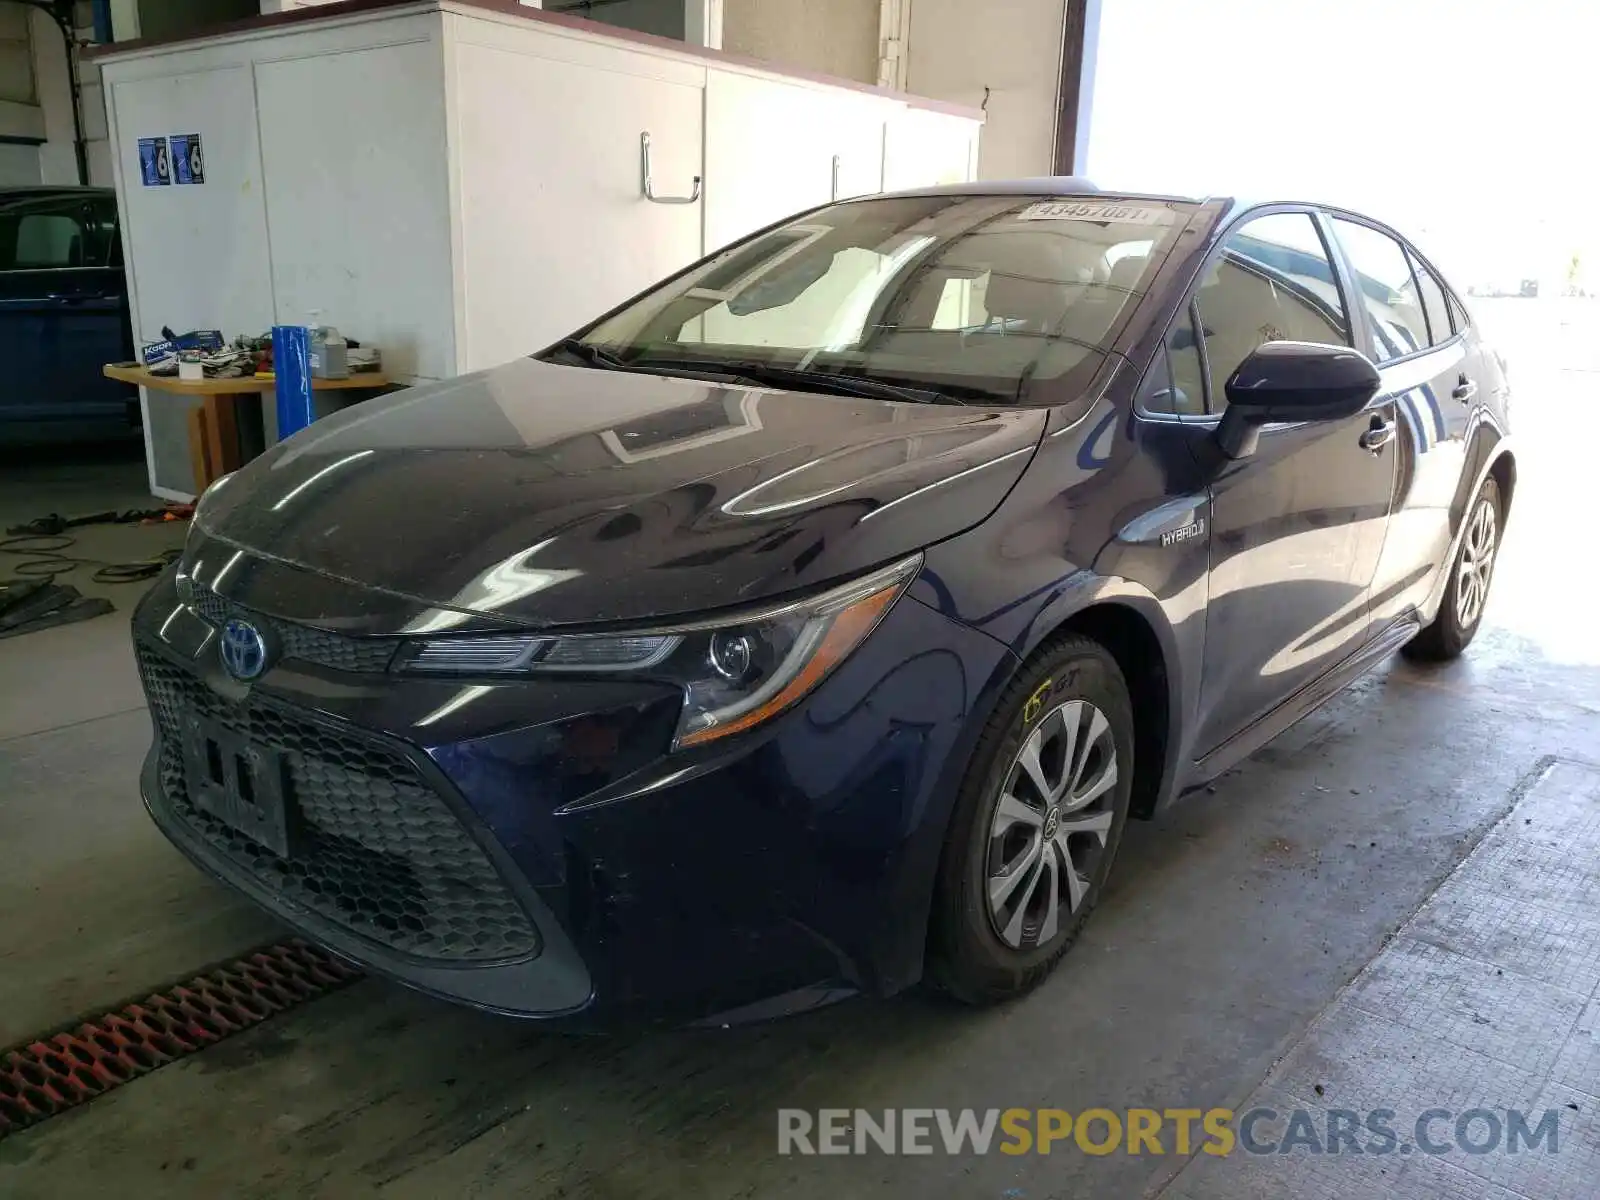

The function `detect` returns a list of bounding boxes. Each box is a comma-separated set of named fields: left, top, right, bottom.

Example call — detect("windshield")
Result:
left=563, top=194, right=1195, bottom=404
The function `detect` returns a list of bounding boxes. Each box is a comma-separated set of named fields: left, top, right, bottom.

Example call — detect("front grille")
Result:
left=186, top=585, right=398, bottom=674
left=137, top=645, right=539, bottom=964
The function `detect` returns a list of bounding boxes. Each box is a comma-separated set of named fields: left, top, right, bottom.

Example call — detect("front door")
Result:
left=1170, top=210, right=1397, bottom=757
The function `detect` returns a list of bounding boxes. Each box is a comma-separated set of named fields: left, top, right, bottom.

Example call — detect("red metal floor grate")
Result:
left=0, top=940, right=362, bottom=1138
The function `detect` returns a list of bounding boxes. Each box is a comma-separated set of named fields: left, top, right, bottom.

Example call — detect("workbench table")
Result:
left=103, top=363, right=391, bottom=491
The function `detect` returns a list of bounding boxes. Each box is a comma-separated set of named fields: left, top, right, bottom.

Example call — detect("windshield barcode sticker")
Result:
left=1016, top=201, right=1177, bottom=225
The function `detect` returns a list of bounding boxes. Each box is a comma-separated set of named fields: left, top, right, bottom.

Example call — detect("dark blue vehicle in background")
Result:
left=0, top=186, right=138, bottom=444
left=133, top=181, right=1515, bottom=1025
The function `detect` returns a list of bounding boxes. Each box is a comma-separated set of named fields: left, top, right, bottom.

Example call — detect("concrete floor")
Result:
left=0, top=445, right=279, bottom=1047
left=1, top=300, right=1597, bottom=1197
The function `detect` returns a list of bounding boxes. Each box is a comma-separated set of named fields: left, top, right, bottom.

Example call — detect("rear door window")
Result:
left=0, top=195, right=94, bottom=271
left=1330, top=218, right=1431, bottom=361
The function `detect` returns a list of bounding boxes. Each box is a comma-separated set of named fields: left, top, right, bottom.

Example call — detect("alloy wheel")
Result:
left=1455, top=495, right=1498, bottom=629
left=985, top=699, right=1119, bottom=950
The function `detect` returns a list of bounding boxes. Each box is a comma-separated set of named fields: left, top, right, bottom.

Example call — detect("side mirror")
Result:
left=1216, top=341, right=1381, bottom=459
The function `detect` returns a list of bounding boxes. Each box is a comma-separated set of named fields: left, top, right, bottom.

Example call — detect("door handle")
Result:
left=1360, top=416, right=1396, bottom=452
left=1452, top=375, right=1477, bottom=403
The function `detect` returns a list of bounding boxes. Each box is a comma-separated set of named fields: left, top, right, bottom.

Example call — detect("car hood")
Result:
left=194, top=357, right=1045, bottom=629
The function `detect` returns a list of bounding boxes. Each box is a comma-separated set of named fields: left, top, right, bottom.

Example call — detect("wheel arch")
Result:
left=1043, top=599, right=1176, bottom=820
left=1454, top=424, right=1514, bottom=532
left=1419, top=435, right=1516, bottom=630
left=1487, top=446, right=1516, bottom=519
left=991, top=578, right=1186, bottom=821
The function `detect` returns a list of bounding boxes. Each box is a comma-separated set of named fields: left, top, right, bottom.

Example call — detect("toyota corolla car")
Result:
left=134, top=181, right=1513, bottom=1025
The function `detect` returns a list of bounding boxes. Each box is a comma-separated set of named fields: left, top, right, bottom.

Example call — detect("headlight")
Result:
left=400, top=554, right=921, bottom=749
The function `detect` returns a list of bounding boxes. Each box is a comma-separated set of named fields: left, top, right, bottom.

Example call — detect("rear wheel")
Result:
left=1404, top=475, right=1501, bottom=662
left=928, top=636, right=1134, bottom=1005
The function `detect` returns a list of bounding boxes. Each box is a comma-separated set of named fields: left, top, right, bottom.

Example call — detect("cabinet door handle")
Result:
left=640, top=132, right=702, bottom=205
left=831, top=154, right=841, bottom=201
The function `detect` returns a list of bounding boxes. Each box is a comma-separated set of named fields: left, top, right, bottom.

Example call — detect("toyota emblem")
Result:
left=219, top=617, right=270, bottom=681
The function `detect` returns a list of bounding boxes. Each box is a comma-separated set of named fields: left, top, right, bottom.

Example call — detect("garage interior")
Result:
left=2, top=1, right=1598, bottom=1197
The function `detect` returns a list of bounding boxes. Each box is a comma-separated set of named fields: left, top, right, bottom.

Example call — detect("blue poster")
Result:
left=137, top=137, right=170, bottom=186
left=171, top=133, right=204, bottom=185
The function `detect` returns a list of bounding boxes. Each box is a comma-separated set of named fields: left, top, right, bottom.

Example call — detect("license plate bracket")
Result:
left=182, top=718, right=298, bottom=858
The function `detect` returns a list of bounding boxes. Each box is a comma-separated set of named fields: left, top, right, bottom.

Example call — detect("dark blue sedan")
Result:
left=133, top=181, right=1514, bottom=1024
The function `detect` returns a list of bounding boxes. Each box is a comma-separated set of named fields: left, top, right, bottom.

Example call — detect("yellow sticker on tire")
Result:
left=1022, top=679, right=1053, bottom=726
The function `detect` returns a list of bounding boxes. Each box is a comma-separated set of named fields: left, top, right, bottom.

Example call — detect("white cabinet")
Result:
left=703, top=71, right=894, bottom=252
left=884, top=105, right=980, bottom=192
left=452, top=28, right=706, bottom=371
left=97, top=2, right=982, bottom=499
left=256, top=40, right=455, bottom=382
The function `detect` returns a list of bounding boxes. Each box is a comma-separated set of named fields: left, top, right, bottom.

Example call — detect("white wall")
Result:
left=0, top=142, right=39, bottom=185
left=0, top=6, right=44, bottom=184
left=30, top=9, right=79, bottom=184
left=0, top=7, right=114, bottom=187
left=717, top=0, right=1060, bottom=180
left=0, top=6, right=34, bottom=104
left=722, top=0, right=879, bottom=84
left=903, top=0, right=1064, bottom=179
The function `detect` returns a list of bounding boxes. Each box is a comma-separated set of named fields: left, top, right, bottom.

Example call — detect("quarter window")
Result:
left=1154, top=302, right=1208, bottom=416
left=1177, top=211, right=1351, bottom=413
left=1407, top=249, right=1454, bottom=345
left=1330, top=218, right=1430, bottom=362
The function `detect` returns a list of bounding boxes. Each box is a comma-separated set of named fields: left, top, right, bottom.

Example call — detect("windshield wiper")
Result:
left=645, top=358, right=973, bottom=406
left=735, top=364, right=959, bottom=405
left=548, top=344, right=999, bottom=406
left=545, top=338, right=629, bottom=370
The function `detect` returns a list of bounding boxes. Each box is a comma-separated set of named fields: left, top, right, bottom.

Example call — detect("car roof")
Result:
left=0, top=185, right=114, bottom=201
left=866, top=176, right=1210, bottom=204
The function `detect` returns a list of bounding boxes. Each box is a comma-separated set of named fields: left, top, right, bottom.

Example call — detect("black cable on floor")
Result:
left=0, top=534, right=181, bottom=584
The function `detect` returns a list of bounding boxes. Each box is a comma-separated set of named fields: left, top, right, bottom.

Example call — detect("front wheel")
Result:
left=928, top=635, right=1134, bottom=1005
left=1404, top=475, right=1502, bottom=662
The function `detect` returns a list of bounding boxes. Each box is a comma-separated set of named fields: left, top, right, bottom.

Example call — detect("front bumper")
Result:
left=132, top=563, right=1013, bottom=1025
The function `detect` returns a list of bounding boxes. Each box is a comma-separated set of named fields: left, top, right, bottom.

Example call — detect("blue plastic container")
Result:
left=272, top=325, right=314, bottom=439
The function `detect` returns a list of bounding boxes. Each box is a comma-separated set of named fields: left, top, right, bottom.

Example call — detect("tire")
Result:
left=928, top=634, right=1135, bottom=1005
left=1403, top=475, right=1502, bottom=662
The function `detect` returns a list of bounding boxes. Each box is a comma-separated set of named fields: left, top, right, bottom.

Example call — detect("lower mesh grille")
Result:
left=137, top=645, right=539, bottom=964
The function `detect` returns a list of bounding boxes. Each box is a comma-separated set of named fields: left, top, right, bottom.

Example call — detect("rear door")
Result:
left=1151, top=209, right=1398, bottom=757
left=0, top=191, right=134, bottom=437
left=1325, top=216, right=1475, bottom=626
